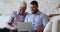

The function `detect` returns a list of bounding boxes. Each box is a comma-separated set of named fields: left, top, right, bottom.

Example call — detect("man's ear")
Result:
left=37, top=5, right=39, bottom=8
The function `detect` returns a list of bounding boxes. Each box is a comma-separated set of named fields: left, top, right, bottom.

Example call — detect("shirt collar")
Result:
left=36, top=11, right=41, bottom=15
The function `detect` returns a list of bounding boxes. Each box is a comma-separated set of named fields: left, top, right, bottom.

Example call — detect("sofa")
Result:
left=43, top=15, right=60, bottom=32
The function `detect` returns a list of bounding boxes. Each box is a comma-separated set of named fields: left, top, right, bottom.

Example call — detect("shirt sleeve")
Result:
left=7, top=11, right=15, bottom=23
left=42, top=15, right=49, bottom=27
left=24, top=14, right=29, bottom=22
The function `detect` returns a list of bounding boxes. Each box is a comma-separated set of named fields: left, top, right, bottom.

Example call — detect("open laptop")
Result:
left=17, top=22, right=33, bottom=31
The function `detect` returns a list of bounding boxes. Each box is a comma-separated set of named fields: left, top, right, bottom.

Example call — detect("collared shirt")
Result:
left=7, top=11, right=27, bottom=27
left=24, top=11, right=49, bottom=30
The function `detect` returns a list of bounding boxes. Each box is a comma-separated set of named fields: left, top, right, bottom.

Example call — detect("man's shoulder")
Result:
left=39, top=12, right=48, bottom=17
left=25, top=13, right=32, bottom=17
left=27, top=13, right=32, bottom=15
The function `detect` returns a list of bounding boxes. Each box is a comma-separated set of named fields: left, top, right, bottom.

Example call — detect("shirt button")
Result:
left=33, top=21, right=35, bottom=22
left=33, top=24, right=35, bottom=26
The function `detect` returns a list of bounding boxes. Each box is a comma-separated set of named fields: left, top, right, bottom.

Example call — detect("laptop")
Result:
left=17, top=22, right=33, bottom=31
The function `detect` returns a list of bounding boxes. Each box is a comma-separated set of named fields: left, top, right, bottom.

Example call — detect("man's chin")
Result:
left=32, top=12, right=35, bottom=14
left=32, top=11, right=34, bottom=13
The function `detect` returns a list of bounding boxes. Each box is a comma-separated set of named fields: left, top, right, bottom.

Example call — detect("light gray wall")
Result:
left=26, top=0, right=60, bottom=15
left=0, top=0, right=60, bottom=16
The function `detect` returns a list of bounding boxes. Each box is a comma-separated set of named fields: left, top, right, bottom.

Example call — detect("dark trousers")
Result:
left=10, top=30, right=18, bottom=32
left=0, top=28, right=10, bottom=32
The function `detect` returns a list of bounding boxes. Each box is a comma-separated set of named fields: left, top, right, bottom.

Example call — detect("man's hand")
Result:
left=35, top=26, right=45, bottom=32
left=12, top=26, right=18, bottom=30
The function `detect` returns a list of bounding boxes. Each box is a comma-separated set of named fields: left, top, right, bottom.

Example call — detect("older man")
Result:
left=25, top=1, right=49, bottom=32
left=6, top=2, right=27, bottom=32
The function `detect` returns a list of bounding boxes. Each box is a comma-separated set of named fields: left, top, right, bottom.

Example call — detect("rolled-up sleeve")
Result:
left=42, top=15, right=49, bottom=26
left=7, top=12, right=15, bottom=23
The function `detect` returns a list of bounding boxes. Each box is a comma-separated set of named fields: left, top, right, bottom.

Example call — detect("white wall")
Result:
left=26, top=0, right=60, bottom=15
left=0, top=0, right=60, bottom=16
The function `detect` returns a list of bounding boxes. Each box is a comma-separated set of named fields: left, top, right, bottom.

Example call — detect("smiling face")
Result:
left=30, top=4, right=38, bottom=13
left=18, top=2, right=27, bottom=15
left=19, top=6, right=26, bottom=15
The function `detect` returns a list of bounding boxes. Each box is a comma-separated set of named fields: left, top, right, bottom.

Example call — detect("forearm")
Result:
left=36, top=26, right=45, bottom=31
left=6, top=23, right=13, bottom=29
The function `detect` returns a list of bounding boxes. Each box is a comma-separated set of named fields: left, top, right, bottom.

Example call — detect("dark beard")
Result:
left=32, top=9, right=39, bottom=14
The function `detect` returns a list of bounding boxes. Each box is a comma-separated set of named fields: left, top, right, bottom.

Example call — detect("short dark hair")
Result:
left=30, top=1, right=38, bottom=6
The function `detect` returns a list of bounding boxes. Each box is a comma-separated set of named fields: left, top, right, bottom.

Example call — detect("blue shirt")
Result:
left=24, top=12, right=49, bottom=30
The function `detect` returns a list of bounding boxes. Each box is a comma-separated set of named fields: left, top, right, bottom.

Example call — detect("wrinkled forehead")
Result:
left=20, top=6, right=26, bottom=9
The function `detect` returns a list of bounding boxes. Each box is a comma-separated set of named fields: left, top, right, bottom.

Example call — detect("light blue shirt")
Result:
left=24, top=12, right=49, bottom=30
